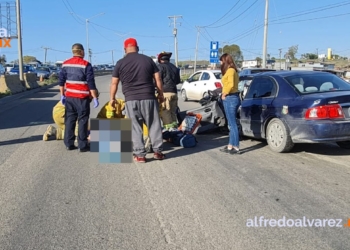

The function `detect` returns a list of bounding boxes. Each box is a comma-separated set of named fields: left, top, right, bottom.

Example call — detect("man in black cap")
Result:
left=157, top=51, right=181, bottom=131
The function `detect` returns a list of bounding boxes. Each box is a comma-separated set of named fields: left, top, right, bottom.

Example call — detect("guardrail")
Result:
left=94, top=70, right=113, bottom=77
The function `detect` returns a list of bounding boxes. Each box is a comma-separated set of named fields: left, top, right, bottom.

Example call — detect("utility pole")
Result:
left=16, top=0, right=24, bottom=81
left=194, top=26, right=200, bottom=73
left=89, top=49, right=92, bottom=64
left=111, top=50, right=114, bottom=65
left=168, top=15, right=182, bottom=67
left=279, top=48, right=282, bottom=70
left=262, top=0, right=269, bottom=68
left=42, top=46, right=50, bottom=64
left=316, top=48, right=318, bottom=59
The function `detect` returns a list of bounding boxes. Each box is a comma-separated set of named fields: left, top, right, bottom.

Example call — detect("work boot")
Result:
left=43, top=125, right=57, bottom=141
left=56, top=127, right=64, bottom=140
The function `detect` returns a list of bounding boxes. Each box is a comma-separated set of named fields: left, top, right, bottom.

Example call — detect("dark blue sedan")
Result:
left=238, top=71, right=350, bottom=152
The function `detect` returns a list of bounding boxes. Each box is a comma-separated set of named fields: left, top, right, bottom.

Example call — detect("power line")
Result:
left=89, top=21, right=172, bottom=38
left=270, top=1, right=350, bottom=23
left=202, top=0, right=243, bottom=27
left=61, top=0, right=84, bottom=25
left=206, top=0, right=259, bottom=29
left=269, top=0, right=350, bottom=21
left=272, top=11, right=350, bottom=25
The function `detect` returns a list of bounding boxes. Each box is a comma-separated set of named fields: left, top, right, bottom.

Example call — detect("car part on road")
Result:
left=266, top=118, right=294, bottom=153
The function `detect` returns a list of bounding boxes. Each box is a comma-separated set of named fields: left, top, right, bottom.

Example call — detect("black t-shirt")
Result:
left=112, top=52, right=159, bottom=102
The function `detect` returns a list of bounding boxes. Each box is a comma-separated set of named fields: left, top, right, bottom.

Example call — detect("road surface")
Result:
left=0, top=74, right=349, bottom=250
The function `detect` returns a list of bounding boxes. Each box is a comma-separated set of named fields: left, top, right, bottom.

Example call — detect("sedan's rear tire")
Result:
left=266, top=118, right=294, bottom=153
left=181, top=89, right=188, bottom=101
left=336, top=141, right=350, bottom=149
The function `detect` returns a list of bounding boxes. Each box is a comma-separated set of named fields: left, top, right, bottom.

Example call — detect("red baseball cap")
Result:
left=124, top=38, right=138, bottom=48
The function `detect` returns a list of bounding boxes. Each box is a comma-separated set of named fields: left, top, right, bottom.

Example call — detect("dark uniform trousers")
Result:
left=64, top=97, right=90, bottom=149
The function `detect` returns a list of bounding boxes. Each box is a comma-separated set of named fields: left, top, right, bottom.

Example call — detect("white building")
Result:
left=242, top=60, right=260, bottom=68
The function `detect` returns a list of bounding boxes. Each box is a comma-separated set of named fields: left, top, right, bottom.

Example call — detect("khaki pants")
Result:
left=161, top=92, right=178, bottom=129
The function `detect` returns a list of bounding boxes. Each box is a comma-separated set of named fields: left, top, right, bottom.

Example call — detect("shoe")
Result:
left=79, top=146, right=90, bottom=152
left=230, top=148, right=241, bottom=155
left=153, top=152, right=165, bottom=160
left=43, top=125, right=57, bottom=141
left=66, top=145, right=78, bottom=150
left=219, top=146, right=229, bottom=153
left=133, top=155, right=146, bottom=163
left=168, top=127, right=178, bottom=132
left=219, top=146, right=241, bottom=154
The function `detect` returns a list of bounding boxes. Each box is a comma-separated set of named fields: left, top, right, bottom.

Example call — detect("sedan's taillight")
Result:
left=215, top=82, right=222, bottom=88
left=305, top=104, right=344, bottom=119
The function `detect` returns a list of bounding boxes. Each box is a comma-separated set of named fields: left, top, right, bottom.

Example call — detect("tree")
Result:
left=271, top=57, right=276, bottom=60
left=219, top=44, right=244, bottom=62
left=301, top=53, right=318, bottom=60
left=0, top=54, right=6, bottom=64
left=287, top=45, right=298, bottom=60
left=255, top=57, right=262, bottom=63
left=23, top=56, right=37, bottom=64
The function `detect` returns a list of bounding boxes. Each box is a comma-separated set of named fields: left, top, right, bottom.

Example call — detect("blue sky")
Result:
left=1, top=0, right=350, bottom=65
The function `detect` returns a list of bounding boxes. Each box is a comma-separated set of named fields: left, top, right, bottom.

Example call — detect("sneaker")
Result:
left=230, top=148, right=241, bottom=155
left=219, top=146, right=229, bottom=153
left=169, top=127, right=178, bottom=132
left=219, top=146, right=241, bottom=155
left=43, top=125, right=56, bottom=141
left=153, top=152, right=165, bottom=160
left=133, top=155, right=146, bottom=163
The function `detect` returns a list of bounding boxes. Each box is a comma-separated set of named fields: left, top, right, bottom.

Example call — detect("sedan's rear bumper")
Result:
left=288, top=119, right=350, bottom=143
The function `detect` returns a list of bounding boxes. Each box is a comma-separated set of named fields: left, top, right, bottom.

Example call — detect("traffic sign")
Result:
left=209, top=41, right=219, bottom=63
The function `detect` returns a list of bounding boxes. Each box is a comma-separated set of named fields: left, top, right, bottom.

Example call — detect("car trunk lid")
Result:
left=302, top=91, right=350, bottom=119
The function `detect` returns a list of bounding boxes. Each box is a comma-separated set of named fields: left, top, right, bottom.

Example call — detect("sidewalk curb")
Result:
left=0, top=82, right=59, bottom=106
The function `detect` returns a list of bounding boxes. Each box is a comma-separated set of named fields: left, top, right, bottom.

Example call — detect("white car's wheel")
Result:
left=266, top=118, right=294, bottom=153
left=181, top=89, right=188, bottom=101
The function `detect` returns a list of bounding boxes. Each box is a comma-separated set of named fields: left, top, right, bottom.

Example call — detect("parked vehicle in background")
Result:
left=48, top=66, right=60, bottom=74
left=5, top=63, right=17, bottom=73
left=238, top=71, right=350, bottom=152
left=0, top=64, right=5, bottom=75
left=35, top=67, right=51, bottom=79
left=181, top=70, right=222, bottom=101
left=9, top=65, right=36, bottom=76
left=239, top=68, right=275, bottom=79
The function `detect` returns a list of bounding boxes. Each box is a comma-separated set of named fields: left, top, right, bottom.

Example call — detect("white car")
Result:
left=180, top=70, right=222, bottom=101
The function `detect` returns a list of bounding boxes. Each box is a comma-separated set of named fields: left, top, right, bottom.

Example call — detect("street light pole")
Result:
left=114, top=32, right=130, bottom=58
left=70, top=12, right=104, bottom=63
left=262, top=0, right=269, bottom=68
left=16, top=0, right=24, bottom=81
left=86, top=18, right=89, bottom=61
left=194, top=26, right=200, bottom=73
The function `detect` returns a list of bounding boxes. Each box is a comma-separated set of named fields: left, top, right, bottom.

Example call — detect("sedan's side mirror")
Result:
left=187, top=78, right=192, bottom=83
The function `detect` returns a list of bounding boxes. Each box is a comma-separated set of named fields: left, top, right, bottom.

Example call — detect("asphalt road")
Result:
left=0, top=74, right=350, bottom=250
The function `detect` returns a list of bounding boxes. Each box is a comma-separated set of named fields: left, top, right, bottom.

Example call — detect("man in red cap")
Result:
left=109, top=38, right=165, bottom=163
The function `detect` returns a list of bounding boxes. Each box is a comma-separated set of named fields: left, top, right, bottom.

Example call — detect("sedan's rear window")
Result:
left=284, top=73, right=350, bottom=94
left=213, top=72, right=222, bottom=79
left=251, top=69, right=275, bottom=74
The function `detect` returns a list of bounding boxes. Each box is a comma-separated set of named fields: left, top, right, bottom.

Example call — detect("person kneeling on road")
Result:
left=43, top=91, right=99, bottom=142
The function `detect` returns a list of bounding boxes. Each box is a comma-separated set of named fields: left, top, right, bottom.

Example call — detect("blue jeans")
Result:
left=223, top=94, right=241, bottom=147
